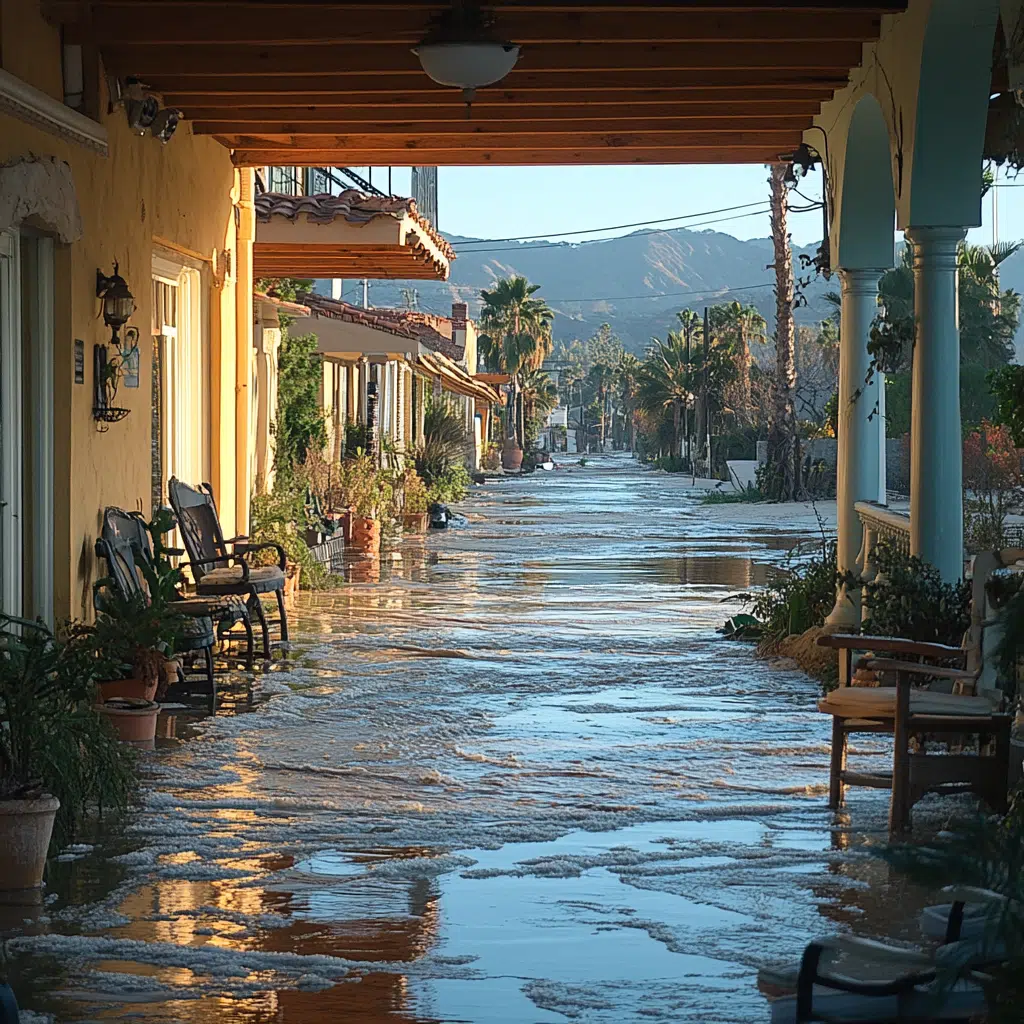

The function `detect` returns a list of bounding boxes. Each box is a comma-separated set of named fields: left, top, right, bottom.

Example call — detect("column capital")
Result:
left=836, top=267, right=885, bottom=295
left=904, top=226, right=967, bottom=270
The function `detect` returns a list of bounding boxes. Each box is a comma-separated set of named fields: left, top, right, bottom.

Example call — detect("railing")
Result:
left=854, top=500, right=910, bottom=583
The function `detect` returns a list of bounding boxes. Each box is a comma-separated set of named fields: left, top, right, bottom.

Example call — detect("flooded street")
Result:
left=13, top=456, right=934, bottom=1023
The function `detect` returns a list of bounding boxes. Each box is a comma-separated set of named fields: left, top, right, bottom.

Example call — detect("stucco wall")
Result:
left=1, top=0, right=245, bottom=620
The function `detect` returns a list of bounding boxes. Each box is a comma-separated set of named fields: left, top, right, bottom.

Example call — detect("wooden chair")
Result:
left=815, top=548, right=1024, bottom=832
left=168, top=478, right=289, bottom=659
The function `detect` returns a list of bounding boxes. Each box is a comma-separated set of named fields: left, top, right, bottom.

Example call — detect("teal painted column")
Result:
left=826, top=268, right=883, bottom=629
left=906, top=226, right=965, bottom=582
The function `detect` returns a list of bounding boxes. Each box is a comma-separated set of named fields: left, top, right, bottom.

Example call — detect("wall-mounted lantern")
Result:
left=93, top=261, right=137, bottom=427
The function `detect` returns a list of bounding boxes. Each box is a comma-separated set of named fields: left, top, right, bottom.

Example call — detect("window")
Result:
left=305, top=167, right=332, bottom=195
left=268, top=166, right=300, bottom=195
left=151, top=257, right=209, bottom=516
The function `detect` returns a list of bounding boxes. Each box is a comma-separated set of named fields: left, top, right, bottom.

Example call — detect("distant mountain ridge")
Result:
left=339, top=225, right=838, bottom=353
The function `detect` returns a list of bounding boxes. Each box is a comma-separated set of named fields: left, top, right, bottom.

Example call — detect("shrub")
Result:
left=415, top=398, right=469, bottom=493
left=853, top=542, right=971, bottom=646
left=963, top=420, right=1024, bottom=551
left=743, top=539, right=839, bottom=647
left=701, top=483, right=762, bottom=504
left=249, top=481, right=330, bottom=589
left=0, top=618, right=138, bottom=846
left=652, top=454, right=687, bottom=473
left=427, top=463, right=471, bottom=505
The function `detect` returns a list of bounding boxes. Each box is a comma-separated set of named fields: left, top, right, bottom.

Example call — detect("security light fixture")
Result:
left=150, top=107, right=180, bottom=143
left=125, top=93, right=158, bottom=134
left=413, top=1, right=519, bottom=115
left=96, top=262, right=135, bottom=332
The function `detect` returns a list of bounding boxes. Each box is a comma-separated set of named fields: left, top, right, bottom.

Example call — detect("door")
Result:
left=0, top=230, right=54, bottom=624
left=0, top=230, right=22, bottom=617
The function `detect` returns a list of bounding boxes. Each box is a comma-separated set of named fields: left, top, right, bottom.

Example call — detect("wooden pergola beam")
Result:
left=197, top=115, right=814, bottom=134
left=234, top=146, right=792, bottom=165
left=102, top=41, right=866, bottom=77
left=60, top=6, right=884, bottom=45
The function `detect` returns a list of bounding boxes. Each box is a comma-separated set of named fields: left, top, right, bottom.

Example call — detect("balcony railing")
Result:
left=854, top=500, right=910, bottom=583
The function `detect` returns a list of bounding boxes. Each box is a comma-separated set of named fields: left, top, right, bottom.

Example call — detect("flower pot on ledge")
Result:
left=97, top=697, right=160, bottom=748
left=98, top=675, right=158, bottom=703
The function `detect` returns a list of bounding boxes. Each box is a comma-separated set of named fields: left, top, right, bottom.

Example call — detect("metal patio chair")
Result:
left=95, top=506, right=222, bottom=698
left=168, top=478, right=289, bottom=658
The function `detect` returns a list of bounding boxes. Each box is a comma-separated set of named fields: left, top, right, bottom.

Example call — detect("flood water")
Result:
left=9, top=455, right=950, bottom=1023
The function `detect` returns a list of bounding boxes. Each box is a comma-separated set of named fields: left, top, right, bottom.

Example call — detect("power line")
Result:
left=454, top=200, right=770, bottom=247
left=544, top=281, right=777, bottom=304
left=454, top=207, right=775, bottom=255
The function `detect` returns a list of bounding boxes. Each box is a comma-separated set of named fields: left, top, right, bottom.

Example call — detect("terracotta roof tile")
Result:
left=301, top=293, right=462, bottom=360
left=255, top=189, right=455, bottom=262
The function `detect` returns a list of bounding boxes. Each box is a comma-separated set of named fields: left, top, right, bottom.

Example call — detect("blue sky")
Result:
left=361, top=164, right=1024, bottom=250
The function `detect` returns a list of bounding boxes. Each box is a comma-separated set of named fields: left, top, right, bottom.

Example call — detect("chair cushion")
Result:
left=196, top=565, right=285, bottom=595
left=175, top=595, right=248, bottom=624
left=818, top=687, right=997, bottom=719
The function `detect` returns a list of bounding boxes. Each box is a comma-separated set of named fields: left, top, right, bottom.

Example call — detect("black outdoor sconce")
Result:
left=94, top=261, right=138, bottom=426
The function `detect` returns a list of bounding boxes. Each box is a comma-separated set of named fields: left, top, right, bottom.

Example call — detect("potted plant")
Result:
left=0, top=617, right=137, bottom=892
left=340, top=451, right=384, bottom=555
left=400, top=467, right=430, bottom=533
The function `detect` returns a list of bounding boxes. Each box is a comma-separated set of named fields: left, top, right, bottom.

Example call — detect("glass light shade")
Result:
left=101, top=277, right=135, bottom=327
left=413, top=42, right=520, bottom=89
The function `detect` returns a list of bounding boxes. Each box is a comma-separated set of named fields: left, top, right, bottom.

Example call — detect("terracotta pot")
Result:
left=401, top=511, right=429, bottom=533
left=98, top=675, right=158, bottom=702
left=284, top=561, right=302, bottom=597
left=0, top=796, right=59, bottom=892
left=337, top=509, right=354, bottom=543
left=97, top=697, right=160, bottom=748
left=501, top=440, right=523, bottom=471
left=350, top=516, right=380, bottom=555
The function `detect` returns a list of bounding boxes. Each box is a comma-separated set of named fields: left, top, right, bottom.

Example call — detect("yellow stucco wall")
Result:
left=1, top=0, right=250, bottom=620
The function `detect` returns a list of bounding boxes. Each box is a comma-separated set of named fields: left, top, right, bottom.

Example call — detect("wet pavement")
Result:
left=9, top=455, right=948, bottom=1023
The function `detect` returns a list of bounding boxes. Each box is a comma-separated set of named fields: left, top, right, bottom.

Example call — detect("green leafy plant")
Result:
left=990, top=364, right=1024, bottom=447
left=0, top=617, right=137, bottom=844
left=742, top=539, right=839, bottom=647
left=249, top=480, right=330, bottom=589
left=963, top=420, right=1024, bottom=551
left=415, top=398, right=469, bottom=493
left=701, top=482, right=763, bottom=505
left=337, top=451, right=390, bottom=518
left=851, top=542, right=971, bottom=646
left=402, top=467, right=430, bottom=514
left=344, top=420, right=371, bottom=456
left=274, top=328, right=327, bottom=484
left=426, top=463, right=471, bottom=505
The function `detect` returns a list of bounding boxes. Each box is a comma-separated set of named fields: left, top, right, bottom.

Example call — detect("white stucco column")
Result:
left=906, top=226, right=966, bottom=581
left=826, top=268, right=884, bottom=628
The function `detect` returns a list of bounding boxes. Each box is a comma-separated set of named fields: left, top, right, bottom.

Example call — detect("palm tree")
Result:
left=718, top=300, right=767, bottom=425
left=638, top=332, right=693, bottom=458
left=616, top=353, right=641, bottom=452
left=479, top=276, right=554, bottom=449
left=587, top=361, right=616, bottom=448
left=520, top=367, right=558, bottom=446
left=764, top=163, right=799, bottom=500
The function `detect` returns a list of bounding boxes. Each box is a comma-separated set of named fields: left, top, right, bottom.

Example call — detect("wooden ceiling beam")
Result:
left=62, top=7, right=883, bottom=45
left=103, top=41, right=865, bottom=77
left=150, top=70, right=850, bottom=96
left=167, top=95, right=829, bottom=113
left=194, top=115, right=813, bottom=134
left=222, top=129, right=800, bottom=149
left=232, top=146, right=793, bottom=166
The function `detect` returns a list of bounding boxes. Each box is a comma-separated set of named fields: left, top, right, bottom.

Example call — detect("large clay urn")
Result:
left=0, top=795, right=59, bottom=892
left=501, top=439, right=523, bottom=471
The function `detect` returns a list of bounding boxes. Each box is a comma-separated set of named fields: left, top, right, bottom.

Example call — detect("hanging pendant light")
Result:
left=413, top=1, right=520, bottom=116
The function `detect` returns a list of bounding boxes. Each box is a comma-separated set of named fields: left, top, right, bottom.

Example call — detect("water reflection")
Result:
left=11, top=459, right=939, bottom=1024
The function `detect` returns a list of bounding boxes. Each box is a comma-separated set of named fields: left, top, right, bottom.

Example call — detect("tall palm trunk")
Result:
left=738, top=325, right=752, bottom=425
left=766, top=163, right=799, bottom=500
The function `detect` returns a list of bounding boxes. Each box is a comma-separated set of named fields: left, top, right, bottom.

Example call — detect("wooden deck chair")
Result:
left=815, top=549, right=1023, bottom=832
left=168, top=478, right=289, bottom=659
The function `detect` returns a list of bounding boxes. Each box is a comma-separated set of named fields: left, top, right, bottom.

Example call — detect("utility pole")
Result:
left=362, top=278, right=369, bottom=308
left=703, top=306, right=711, bottom=479
left=683, top=313, right=692, bottom=471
